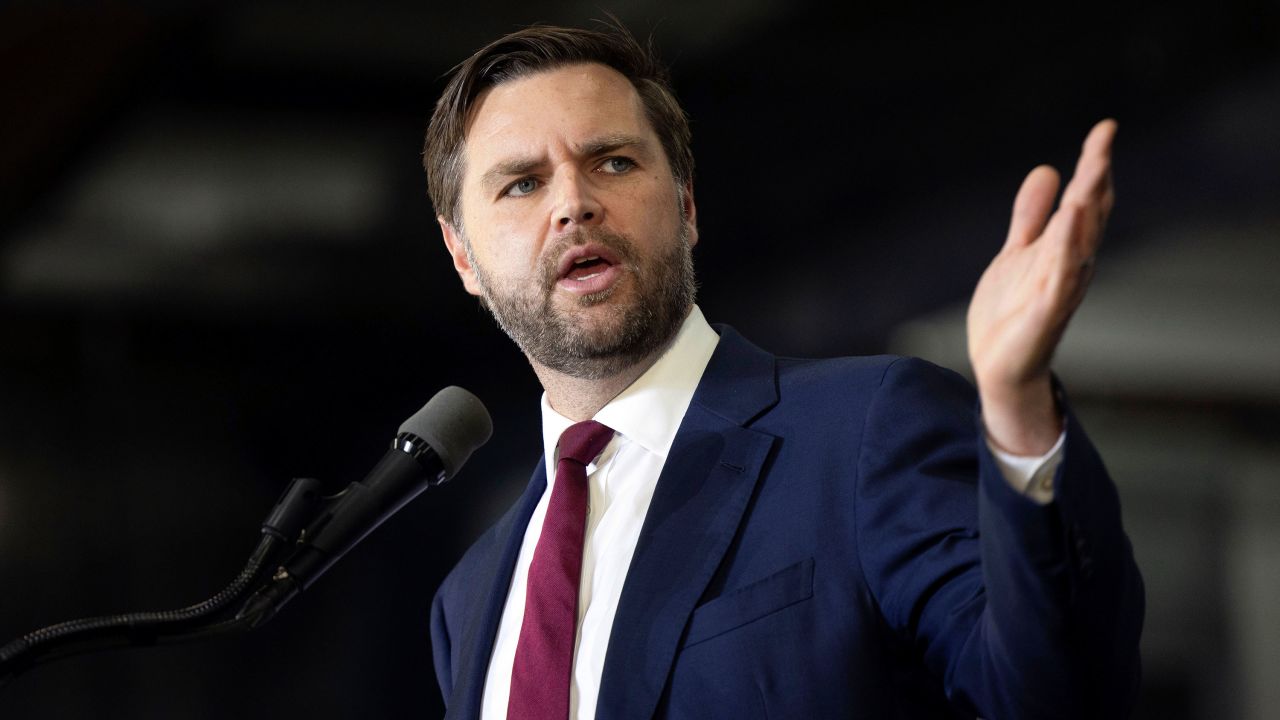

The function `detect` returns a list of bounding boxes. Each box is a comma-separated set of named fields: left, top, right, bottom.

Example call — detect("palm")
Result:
left=966, top=120, right=1116, bottom=453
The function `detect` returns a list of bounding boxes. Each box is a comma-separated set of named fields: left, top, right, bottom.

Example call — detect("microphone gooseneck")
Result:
left=0, top=386, right=491, bottom=686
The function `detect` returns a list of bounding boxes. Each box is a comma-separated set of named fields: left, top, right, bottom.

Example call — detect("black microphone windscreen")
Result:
left=400, top=386, right=492, bottom=480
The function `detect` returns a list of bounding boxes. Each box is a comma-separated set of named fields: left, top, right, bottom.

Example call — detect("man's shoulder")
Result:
left=774, top=352, right=900, bottom=383
left=435, top=528, right=495, bottom=606
left=712, top=324, right=965, bottom=390
left=434, top=483, right=532, bottom=606
left=707, top=325, right=976, bottom=419
left=740, top=334, right=961, bottom=390
left=776, top=353, right=972, bottom=392
left=764, top=354, right=973, bottom=424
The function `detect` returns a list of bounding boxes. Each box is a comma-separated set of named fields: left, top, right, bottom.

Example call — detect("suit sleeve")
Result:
left=853, top=357, right=1144, bottom=719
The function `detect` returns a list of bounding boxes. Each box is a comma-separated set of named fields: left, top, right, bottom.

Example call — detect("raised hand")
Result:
left=967, top=120, right=1117, bottom=455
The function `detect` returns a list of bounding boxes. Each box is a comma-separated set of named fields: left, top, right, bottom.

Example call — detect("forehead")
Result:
left=462, top=63, right=654, bottom=172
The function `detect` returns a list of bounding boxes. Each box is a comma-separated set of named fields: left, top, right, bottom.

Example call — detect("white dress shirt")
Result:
left=479, top=305, right=1062, bottom=720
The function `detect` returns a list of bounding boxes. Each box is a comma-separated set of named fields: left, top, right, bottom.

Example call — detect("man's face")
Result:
left=439, top=62, right=698, bottom=380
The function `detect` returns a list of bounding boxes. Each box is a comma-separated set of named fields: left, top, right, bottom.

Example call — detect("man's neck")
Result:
left=530, top=343, right=669, bottom=422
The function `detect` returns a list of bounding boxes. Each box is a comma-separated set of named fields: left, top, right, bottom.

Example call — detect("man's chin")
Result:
left=549, top=284, right=632, bottom=327
left=555, top=305, right=639, bottom=351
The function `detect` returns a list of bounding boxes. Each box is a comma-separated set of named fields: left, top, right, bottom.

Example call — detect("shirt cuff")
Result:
left=985, top=430, right=1066, bottom=505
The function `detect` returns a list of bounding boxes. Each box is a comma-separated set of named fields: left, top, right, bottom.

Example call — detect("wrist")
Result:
left=977, top=374, right=1062, bottom=456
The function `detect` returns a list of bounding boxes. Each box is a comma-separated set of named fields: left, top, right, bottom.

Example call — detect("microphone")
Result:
left=237, top=385, right=492, bottom=626
left=0, top=386, right=491, bottom=683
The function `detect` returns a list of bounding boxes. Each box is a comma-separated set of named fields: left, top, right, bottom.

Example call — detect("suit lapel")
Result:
left=596, top=326, right=779, bottom=720
left=447, top=461, right=547, bottom=719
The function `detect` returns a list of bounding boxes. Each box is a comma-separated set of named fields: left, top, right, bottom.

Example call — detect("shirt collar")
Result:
left=540, top=304, right=720, bottom=467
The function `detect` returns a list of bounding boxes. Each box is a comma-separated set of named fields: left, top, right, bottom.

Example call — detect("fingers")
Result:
left=1005, top=120, right=1117, bottom=255
left=1061, top=120, right=1115, bottom=207
left=1060, top=119, right=1117, bottom=256
left=1005, top=165, right=1060, bottom=250
left=1043, top=202, right=1098, bottom=323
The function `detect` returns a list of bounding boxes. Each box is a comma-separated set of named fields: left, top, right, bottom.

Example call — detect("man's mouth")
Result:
left=565, top=255, right=611, bottom=281
left=554, top=243, right=624, bottom=295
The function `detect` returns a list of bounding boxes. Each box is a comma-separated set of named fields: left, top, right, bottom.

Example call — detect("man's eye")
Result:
left=600, top=157, right=636, bottom=174
left=506, top=178, right=538, bottom=197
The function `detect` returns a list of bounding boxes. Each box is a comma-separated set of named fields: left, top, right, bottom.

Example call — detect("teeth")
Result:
left=573, top=256, right=599, bottom=265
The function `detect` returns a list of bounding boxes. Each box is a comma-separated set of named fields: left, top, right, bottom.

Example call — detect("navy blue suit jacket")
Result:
left=431, top=326, right=1144, bottom=719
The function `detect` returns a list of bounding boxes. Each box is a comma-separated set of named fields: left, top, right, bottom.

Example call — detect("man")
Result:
left=424, top=22, right=1143, bottom=720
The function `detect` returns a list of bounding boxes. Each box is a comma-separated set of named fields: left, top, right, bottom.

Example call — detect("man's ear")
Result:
left=681, top=181, right=699, bottom=248
left=438, top=216, right=484, bottom=297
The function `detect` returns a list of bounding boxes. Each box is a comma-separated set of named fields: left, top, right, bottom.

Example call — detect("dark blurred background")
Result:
left=1, top=1, right=1277, bottom=718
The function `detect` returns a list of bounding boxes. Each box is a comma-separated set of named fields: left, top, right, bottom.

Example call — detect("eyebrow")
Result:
left=477, top=134, right=652, bottom=193
left=576, top=133, right=649, bottom=159
left=479, top=157, right=543, bottom=193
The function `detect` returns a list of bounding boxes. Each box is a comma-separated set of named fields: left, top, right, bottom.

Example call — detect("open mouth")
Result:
left=565, top=255, right=612, bottom=281
left=555, top=244, right=623, bottom=295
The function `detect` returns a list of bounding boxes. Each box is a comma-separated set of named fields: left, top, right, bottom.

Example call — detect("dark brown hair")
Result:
left=422, top=21, right=693, bottom=227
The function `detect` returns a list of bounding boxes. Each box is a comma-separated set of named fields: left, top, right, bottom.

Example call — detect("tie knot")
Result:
left=558, top=420, right=614, bottom=466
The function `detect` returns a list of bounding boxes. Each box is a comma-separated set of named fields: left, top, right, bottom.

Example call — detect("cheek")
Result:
left=460, top=196, right=530, bottom=255
left=466, top=217, right=545, bottom=275
left=620, top=182, right=684, bottom=233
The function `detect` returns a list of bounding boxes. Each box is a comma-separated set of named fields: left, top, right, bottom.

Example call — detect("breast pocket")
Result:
left=682, top=557, right=815, bottom=648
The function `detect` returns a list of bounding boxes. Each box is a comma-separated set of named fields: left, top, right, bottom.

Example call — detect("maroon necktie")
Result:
left=507, top=420, right=615, bottom=720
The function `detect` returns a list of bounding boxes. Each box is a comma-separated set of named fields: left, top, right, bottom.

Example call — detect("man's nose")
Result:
left=551, top=170, right=603, bottom=231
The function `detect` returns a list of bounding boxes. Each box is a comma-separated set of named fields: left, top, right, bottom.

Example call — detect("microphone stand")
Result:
left=0, top=476, right=325, bottom=686
left=0, top=385, right=491, bottom=688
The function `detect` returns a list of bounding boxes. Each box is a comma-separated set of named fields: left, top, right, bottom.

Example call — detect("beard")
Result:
left=464, top=220, right=696, bottom=380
